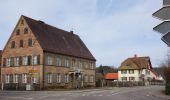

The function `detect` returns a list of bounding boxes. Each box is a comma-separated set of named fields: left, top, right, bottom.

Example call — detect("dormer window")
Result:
left=24, top=28, right=28, bottom=34
left=16, top=29, right=20, bottom=35
left=20, top=40, right=24, bottom=48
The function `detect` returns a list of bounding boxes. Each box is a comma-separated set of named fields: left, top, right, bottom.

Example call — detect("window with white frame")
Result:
left=64, top=58, right=69, bottom=67
left=90, top=62, right=94, bottom=69
left=22, top=74, right=28, bottom=83
left=14, top=74, right=19, bottom=83
left=84, top=75, right=88, bottom=82
left=6, top=58, right=11, bottom=67
left=47, top=73, right=52, bottom=83
left=121, top=77, right=127, bottom=81
left=15, top=57, right=19, bottom=66
left=129, top=70, right=134, bottom=74
left=121, top=70, right=127, bottom=74
left=33, top=55, right=38, bottom=65
left=23, top=56, right=28, bottom=65
left=79, top=61, right=83, bottom=69
left=32, top=77, right=37, bottom=83
left=56, top=57, right=61, bottom=66
left=5, top=74, right=10, bottom=83
left=64, top=74, right=69, bottom=83
left=84, top=62, right=88, bottom=69
left=56, top=73, right=61, bottom=83
left=47, top=56, right=52, bottom=65
left=90, top=76, right=94, bottom=82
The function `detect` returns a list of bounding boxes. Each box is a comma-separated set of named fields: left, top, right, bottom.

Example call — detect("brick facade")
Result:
left=1, top=15, right=96, bottom=90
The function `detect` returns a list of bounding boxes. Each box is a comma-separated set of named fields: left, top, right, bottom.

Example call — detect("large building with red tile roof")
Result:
left=1, top=15, right=96, bottom=90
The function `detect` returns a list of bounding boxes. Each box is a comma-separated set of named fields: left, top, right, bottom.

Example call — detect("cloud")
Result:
left=0, top=0, right=167, bottom=67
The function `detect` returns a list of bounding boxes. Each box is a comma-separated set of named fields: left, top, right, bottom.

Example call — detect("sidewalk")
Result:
left=151, top=90, right=170, bottom=100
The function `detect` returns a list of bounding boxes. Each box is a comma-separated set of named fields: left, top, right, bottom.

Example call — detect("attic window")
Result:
left=24, top=28, right=28, bottom=34
left=21, top=20, right=24, bottom=25
left=16, top=29, right=20, bottom=35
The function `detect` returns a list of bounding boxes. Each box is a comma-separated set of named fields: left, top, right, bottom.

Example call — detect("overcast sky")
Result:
left=0, top=0, right=168, bottom=67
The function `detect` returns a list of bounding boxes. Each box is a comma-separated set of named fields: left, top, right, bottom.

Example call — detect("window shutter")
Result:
left=28, top=56, right=31, bottom=65
left=37, top=55, right=40, bottom=65
left=45, top=73, right=48, bottom=83
left=10, top=74, right=13, bottom=83
left=18, top=74, right=22, bottom=83
left=3, top=58, right=6, bottom=67
left=19, top=57, right=22, bottom=66
left=11, top=57, right=14, bottom=66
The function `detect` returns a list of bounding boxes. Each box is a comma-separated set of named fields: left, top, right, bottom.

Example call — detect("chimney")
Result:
left=70, top=30, right=74, bottom=34
left=134, top=54, right=137, bottom=58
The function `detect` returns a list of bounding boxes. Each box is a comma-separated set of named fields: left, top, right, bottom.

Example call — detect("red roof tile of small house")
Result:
left=105, top=73, right=118, bottom=80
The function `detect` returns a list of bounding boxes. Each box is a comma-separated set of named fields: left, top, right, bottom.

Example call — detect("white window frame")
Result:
left=47, top=73, right=52, bottom=83
left=5, top=74, right=10, bottom=83
left=32, top=77, right=37, bottom=83
left=47, top=56, right=52, bottom=65
left=14, top=74, right=19, bottom=83
left=6, top=58, right=11, bottom=67
left=15, top=57, right=19, bottom=66
left=65, top=74, right=69, bottom=83
left=23, top=56, right=28, bottom=65
left=56, top=57, right=61, bottom=66
left=64, top=58, right=69, bottom=67
left=33, top=55, right=38, bottom=65
left=22, top=74, right=27, bottom=83
left=56, top=74, right=61, bottom=83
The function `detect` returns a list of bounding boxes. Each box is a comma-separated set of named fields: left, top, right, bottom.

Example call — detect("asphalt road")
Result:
left=0, top=86, right=169, bottom=100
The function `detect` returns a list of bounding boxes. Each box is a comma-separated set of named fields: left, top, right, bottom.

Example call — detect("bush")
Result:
left=165, top=81, right=170, bottom=95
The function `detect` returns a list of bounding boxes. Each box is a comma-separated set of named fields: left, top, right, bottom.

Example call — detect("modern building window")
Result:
left=24, top=28, right=28, bottom=34
left=15, top=57, right=20, bottom=66
left=46, top=56, right=52, bottom=65
left=64, top=58, right=69, bottom=67
left=121, top=77, right=127, bottom=81
left=11, top=41, right=15, bottom=48
left=28, top=39, right=32, bottom=47
left=5, top=74, right=10, bottom=83
left=23, top=56, right=28, bottom=65
left=121, top=70, right=127, bottom=74
left=64, top=74, right=69, bottom=83
left=14, top=74, right=19, bottom=83
left=47, top=73, right=52, bottom=83
left=16, top=29, right=20, bottom=35
left=56, top=73, right=61, bottom=83
left=129, top=70, right=134, bottom=74
left=19, top=40, right=24, bottom=48
left=22, top=74, right=27, bottom=83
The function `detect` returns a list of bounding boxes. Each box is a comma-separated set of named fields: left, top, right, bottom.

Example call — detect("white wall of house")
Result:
left=118, top=69, right=154, bottom=82
left=118, top=69, right=140, bottom=81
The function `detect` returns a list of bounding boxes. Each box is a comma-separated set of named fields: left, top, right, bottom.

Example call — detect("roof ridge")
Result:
left=22, top=15, right=73, bottom=35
